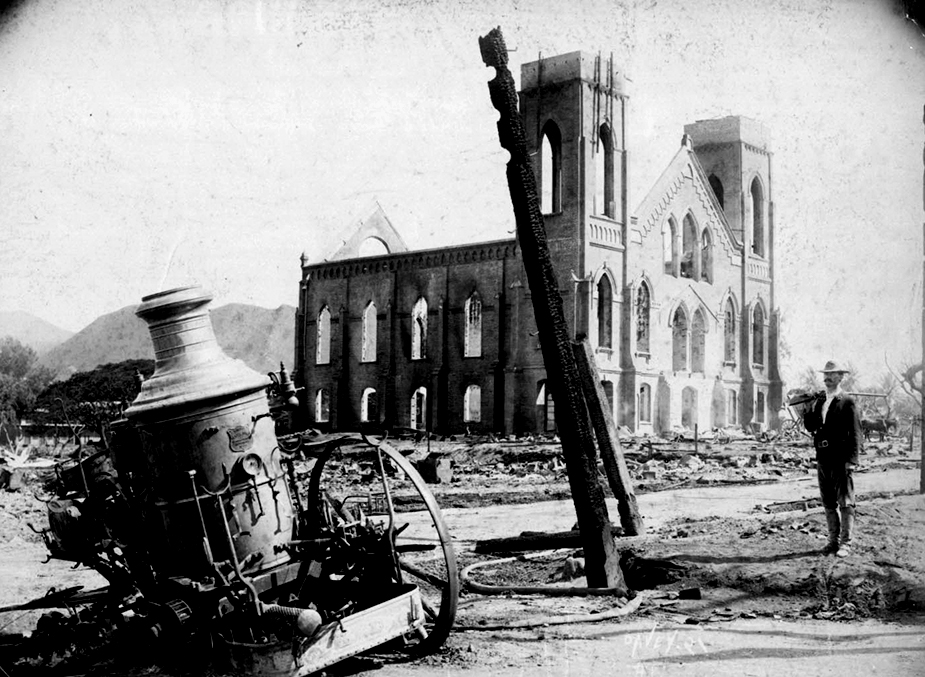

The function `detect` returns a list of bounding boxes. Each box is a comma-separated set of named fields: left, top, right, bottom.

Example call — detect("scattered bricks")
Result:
left=415, top=455, right=453, bottom=484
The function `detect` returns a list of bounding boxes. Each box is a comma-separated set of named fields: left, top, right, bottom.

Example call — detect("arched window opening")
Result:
left=638, top=383, right=652, bottom=423
left=681, top=386, right=698, bottom=430
left=541, top=122, right=562, bottom=214
left=464, top=384, right=481, bottom=423
left=361, top=301, right=377, bottom=362
left=411, top=297, right=427, bottom=360
left=361, top=387, right=378, bottom=423
left=410, top=386, right=427, bottom=430
left=708, top=174, right=724, bottom=210
left=691, top=309, right=706, bottom=374
left=595, top=123, right=615, bottom=218
left=315, top=388, right=330, bottom=423
left=597, top=275, right=613, bottom=349
left=756, top=391, right=766, bottom=424
left=723, top=298, right=736, bottom=365
left=752, top=304, right=765, bottom=366
left=358, top=237, right=389, bottom=258
left=681, top=213, right=698, bottom=279
left=536, top=380, right=555, bottom=433
left=636, top=282, right=651, bottom=354
left=316, top=306, right=331, bottom=365
left=464, top=293, right=482, bottom=357
left=701, top=228, right=713, bottom=284
left=672, top=307, right=689, bottom=371
left=662, top=218, right=678, bottom=276
left=726, top=389, right=737, bottom=425
left=750, top=177, right=765, bottom=257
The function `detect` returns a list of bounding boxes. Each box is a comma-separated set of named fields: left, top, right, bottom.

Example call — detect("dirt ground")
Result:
left=1, top=431, right=924, bottom=675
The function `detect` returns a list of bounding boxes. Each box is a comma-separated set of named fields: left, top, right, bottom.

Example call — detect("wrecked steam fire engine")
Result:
left=12, top=286, right=458, bottom=675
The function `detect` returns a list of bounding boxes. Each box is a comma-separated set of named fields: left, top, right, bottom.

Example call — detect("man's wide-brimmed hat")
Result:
left=819, top=360, right=850, bottom=373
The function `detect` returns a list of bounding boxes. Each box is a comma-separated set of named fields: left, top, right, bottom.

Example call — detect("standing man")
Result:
left=802, top=360, right=863, bottom=557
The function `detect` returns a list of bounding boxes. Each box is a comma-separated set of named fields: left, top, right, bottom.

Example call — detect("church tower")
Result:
left=684, top=116, right=782, bottom=427
left=519, top=52, right=630, bottom=340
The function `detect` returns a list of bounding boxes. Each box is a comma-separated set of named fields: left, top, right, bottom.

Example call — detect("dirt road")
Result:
left=443, top=466, right=918, bottom=546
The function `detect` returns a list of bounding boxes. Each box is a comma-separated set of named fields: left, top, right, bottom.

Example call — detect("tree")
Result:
left=34, top=359, right=155, bottom=445
left=793, top=366, right=822, bottom=393
left=0, top=337, right=54, bottom=445
left=0, top=336, right=37, bottom=379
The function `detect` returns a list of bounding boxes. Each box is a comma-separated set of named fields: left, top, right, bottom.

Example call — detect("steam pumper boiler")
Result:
left=19, top=286, right=459, bottom=676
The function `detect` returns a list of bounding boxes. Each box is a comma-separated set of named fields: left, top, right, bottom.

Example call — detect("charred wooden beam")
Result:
left=573, top=337, right=644, bottom=536
left=478, top=26, right=624, bottom=590
left=474, top=527, right=625, bottom=555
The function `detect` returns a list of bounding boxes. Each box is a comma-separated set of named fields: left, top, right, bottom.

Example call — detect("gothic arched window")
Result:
left=638, top=383, right=652, bottom=423
left=724, top=298, right=736, bottom=365
left=597, top=275, right=613, bottom=349
left=701, top=228, right=713, bottom=284
left=411, top=297, right=427, bottom=360
left=541, top=121, right=562, bottom=214
left=752, top=304, right=765, bottom=366
left=316, top=306, right=331, bottom=365
left=672, top=306, right=689, bottom=371
left=663, top=218, right=678, bottom=276
left=361, top=302, right=376, bottom=362
left=361, top=387, right=378, bottom=423
left=750, top=177, right=765, bottom=257
left=636, top=282, right=651, bottom=354
left=691, top=309, right=706, bottom=373
left=595, top=123, right=615, bottom=218
left=681, top=213, right=698, bottom=279
left=464, top=384, right=481, bottom=423
left=464, top=293, right=482, bottom=357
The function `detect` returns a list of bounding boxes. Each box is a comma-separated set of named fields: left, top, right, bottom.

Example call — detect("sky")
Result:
left=0, top=0, right=923, bottom=387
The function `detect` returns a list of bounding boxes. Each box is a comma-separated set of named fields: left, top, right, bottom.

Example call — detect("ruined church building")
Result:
left=295, top=51, right=783, bottom=436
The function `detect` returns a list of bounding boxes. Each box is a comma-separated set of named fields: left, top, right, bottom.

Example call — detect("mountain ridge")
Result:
left=0, top=310, right=75, bottom=355
left=39, top=303, right=296, bottom=379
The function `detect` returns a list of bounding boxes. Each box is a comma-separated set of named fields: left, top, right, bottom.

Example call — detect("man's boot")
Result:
left=823, top=508, right=840, bottom=555
left=836, top=505, right=855, bottom=558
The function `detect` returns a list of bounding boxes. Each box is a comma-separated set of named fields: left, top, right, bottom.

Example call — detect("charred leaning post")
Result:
left=573, top=337, right=643, bottom=536
left=479, top=27, right=625, bottom=590
left=122, top=287, right=295, bottom=585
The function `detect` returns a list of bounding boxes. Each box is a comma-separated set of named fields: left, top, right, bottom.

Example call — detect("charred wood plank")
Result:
left=474, top=527, right=625, bottom=554
left=573, top=337, right=644, bottom=535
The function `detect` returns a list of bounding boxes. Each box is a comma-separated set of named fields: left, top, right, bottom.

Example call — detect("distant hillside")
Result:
left=0, top=310, right=75, bottom=354
left=39, top=303, right=296, bottom=379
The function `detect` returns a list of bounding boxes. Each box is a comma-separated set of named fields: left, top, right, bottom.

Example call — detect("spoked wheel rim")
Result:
left=305, top=434, right=458, bottom=656
left=370, top=437, right=458, bottom=654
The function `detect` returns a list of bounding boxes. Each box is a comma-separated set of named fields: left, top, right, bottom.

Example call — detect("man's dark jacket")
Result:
left=803, top=394, right=862, bottom=465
